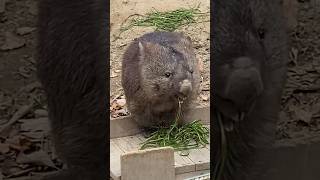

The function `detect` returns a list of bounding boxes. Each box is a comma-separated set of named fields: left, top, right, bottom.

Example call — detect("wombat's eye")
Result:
left=165, top=72, right=172, bottom=78
left=257, top=28, right=265, bottom=39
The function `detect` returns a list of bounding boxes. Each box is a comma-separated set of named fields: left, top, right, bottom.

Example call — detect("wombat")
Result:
left=212, top=0, right=288, bottom=179
left=36, top=0, right=107, bottom=180
left=122, top=32, right=200, bottom=129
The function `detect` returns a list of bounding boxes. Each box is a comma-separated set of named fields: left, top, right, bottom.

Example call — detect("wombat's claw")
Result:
left=142, top=131, right=151, bottom=138
left=239, top=112, right=245, bottom=121
left=178, top=97, right=186, bottom=104
left=224, top=122, right=234, bottom=132
left=142, top=127, right=157, bottom=137
left=231, top=112, right=246, bottom=122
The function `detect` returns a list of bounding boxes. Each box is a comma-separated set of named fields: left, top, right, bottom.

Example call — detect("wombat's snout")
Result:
left=178, top=79, right=192, bottom=99
left=225, top=57, right=264, bottom=112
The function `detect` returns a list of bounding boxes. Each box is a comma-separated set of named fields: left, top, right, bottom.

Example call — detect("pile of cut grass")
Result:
left=120, top=6, right=209, bottom=33
left=140, top=120, right=209, bottom=155
left=139, top=100, right=210, bottom=155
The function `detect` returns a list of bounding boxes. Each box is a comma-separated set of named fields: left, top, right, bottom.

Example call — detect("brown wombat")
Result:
left=36, top=0, right=107, bottom=180
left=212, top=0, right=288, bottom=179
left=122, top=31, right=200, bottom=129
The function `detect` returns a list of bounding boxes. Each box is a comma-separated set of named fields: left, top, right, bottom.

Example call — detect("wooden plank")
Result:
left=113, top=135, right=142, bottom=153
left=121, top=147, right=175, bottom=180
left=110, top=139, right=125, bottom=180
left=110, top=105, right=210, bottom=138
left=184, top=106, right=210, bottom=125
left=110, top=123, right=210, bottom=178
left=135, top=134, right=195, bottom=174
left=172, top=137, right=210, bottom=173
left=174, top=151, right=196, bottom=175
left=175, top=170, right=210, bottom=180
left=126, top=135, right=144, bottom=149
left=136, top=134, right=208, bottom=174
left=185, top=147, right=210, bottom=171
left=195, top=148, right=210, bottom=171
left=180, top=125, right=210, bottom=172
left=110, top=115, right=141, bottom=139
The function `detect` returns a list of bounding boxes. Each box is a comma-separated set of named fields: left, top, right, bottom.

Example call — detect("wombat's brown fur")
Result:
left=212, top=0, right=288, bottom=179
left=122, top=31, right=200, bottom=129
left=37, top=0, right=107, bottom=179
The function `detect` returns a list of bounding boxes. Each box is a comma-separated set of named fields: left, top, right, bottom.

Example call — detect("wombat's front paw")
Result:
left=141, top=127, right=158, bottom=138
left=219, top=111, right=246, bottom=132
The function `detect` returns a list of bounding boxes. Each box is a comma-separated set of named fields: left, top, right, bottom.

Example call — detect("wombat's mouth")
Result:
left=175, top=94, right=187, bottom=102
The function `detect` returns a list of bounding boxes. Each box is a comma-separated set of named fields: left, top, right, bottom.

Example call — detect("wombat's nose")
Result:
left=225, top=64, right=263, bottom=112
left=179, top=79, right=192, bottom=97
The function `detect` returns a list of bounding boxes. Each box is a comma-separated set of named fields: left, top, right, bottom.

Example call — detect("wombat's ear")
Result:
left=138, top=41, right=160, bottom=62
left=138, top=41, right=151, bottom=61
left=181, top=35, right=193, bottom=47
left=178, top=32, right=192, bottom=41
left=138, top=41, right=145, bottom=59
left=185, top=35, right=192, bottom=44
left=138, top=41, right=157, bottom=58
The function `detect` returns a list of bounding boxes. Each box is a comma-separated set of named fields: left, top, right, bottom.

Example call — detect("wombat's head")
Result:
left=138, top=33, right=199, bottom=103
left=213, top=0, right=287, bottom=120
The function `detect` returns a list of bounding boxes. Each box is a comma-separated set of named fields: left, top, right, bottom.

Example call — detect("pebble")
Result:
left=0, top=32, right=25, bottom=51
left=16, top=27, right=36, bottom=35
left=34, top=109, right=48, bottom=118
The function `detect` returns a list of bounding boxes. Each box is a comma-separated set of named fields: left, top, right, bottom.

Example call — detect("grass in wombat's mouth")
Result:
left=139, top=120, right=209, bottom=155
left=119, top=5, right=209, bottom=32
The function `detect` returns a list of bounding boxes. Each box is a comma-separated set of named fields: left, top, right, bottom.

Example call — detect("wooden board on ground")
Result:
left=110, top=105, right=210, bottom=179
left=110, top=105, right=210, bottom=138
left=121, top=147, right=175, bottom=180
left=110, top=127, right=210, bottom=179
left=176, top=170, right=210, bottom=180
left=135, top=134, right=196, bottom=175
left=110, top=140, right=124, bottom=180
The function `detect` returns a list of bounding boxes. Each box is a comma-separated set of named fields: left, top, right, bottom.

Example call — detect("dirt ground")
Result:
left=277, top=0, right=320, bottom=143
left=0, top=0, right=319, bottom=179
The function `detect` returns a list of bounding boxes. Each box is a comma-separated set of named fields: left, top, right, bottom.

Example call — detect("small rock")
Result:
left=111, top=71, right=118, bottom=78
left=200, top=94, right=209, bottom=101
left=116, top=98, right=126, bottom=107
left=0, top=32, right=25, bottom=51
left=295, top=108, right=312, bottom=124
left=16, top=27, right=36, bottom=35
left=34, top=109, right=48, bottom=118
